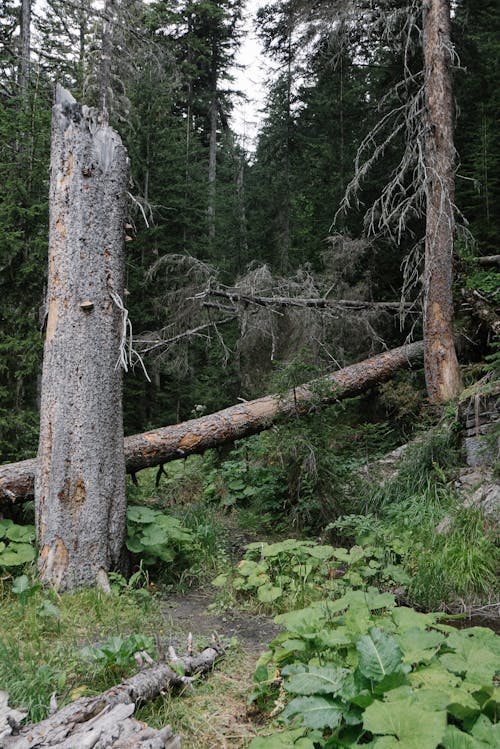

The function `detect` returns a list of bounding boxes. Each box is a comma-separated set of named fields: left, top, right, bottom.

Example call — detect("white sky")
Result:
left=229, top=0, right=271, bottom=150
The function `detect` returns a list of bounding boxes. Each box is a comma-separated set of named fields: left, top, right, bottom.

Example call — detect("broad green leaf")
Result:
left=257, top=583, right=282, bottom=602
left=127, top=506, right=157, bottom=524
left=409, top=663, right=461, bottom=690
left=283, top=696, right=344, bottom=730
left=248, top=573, right=268, bottom=587
left=249, top=729, right=315, bottom=748
left=237, top=559, right=266, bottom=577
left=306, top=545, right=335, bottom=560
left=357, top=628, right=402, bottom=681
left=140, top=526, right=168, bottom=546
left=285, top=665, right=349, bottom=696
left=442, top=725, right=486, bottom=749
left=0, top=543, right=36, bottom=566
left=396, top=627, right=445, bottom=664
left=315, top=627, right=352, bottom=649
left=363, top=698, right=446, bottom=749
left=275, top=605, right=327, bottom=633
left=471, top=715, right=499, bottom=746
left=126, top=536, right=144, bottom=554
left=12, top=574, right=31, bottom=594
left=0, top=542, right=5, bottom=553
left=0, top=519, right=14, bottom=538
left=212, top=574, right=228, bottom=587
left=391, top=607, right=441, bottom=631
left=6, top=524, right=35, bottom=543
left=440, top=646, right=497, bottom=686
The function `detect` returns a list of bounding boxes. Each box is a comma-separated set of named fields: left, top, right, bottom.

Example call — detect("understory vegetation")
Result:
left=1, top=0, right=499, bottom=746
left=1, top=391, right=498, bottom=746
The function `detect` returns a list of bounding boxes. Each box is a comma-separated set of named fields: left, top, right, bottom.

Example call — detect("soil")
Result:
left=161, top=590, right=281, bottom=653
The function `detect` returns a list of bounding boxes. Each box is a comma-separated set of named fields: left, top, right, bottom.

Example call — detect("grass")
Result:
left=136, top=648, right=265, bottom=749
left=0, top=577, right=272, bottom=747
left=0, top=581, right=162, bottom=722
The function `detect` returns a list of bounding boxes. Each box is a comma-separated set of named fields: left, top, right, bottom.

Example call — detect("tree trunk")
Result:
left=2, top=342, right=423, bottom=503
left=19, top=0, right=31, bottom=96
left=422, top=0, right=462, bottom=404
left=99, top=0, right=116, bottom=120
left=207, top=64, right=218, bottom=243
left=35, top=85, right=129, bottom=590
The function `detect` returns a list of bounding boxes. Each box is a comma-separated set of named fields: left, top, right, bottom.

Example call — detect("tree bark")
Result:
left=422, top=0, right=462, bottom=404
left=19, top=0, right=31, bottom=96
left=1, top=342, right=423, bottom=503
left=35, top=85, right=129, bottom=590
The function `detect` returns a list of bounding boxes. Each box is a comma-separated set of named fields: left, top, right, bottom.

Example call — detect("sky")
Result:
left=229, top=0, right=270, bottom=149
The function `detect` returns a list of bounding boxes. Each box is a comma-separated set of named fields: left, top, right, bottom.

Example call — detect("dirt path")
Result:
left=161, top=590, right=281, bottom=652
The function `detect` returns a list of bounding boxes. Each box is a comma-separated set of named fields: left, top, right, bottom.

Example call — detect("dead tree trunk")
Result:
left=1, top=342, right=423, bottom=503
left=422, top=0, right=462, bottom=404
left=35, top=85, right=129, bottom=590
left=19, top=0, right=31, bottom=96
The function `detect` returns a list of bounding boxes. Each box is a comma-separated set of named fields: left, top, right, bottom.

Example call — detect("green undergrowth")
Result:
left=0, top=581, right=161, bottom=722
left=247, top=590, right=499, bottom=748
left=212, top=538, right=409, bottom=615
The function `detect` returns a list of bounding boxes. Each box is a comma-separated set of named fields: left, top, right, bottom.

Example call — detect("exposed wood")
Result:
left=422, top=0, right=462, bottom=403
left=477, top=255, right=500, bottom=267
left=1, top=643, right=223, bottom=748
left=35, top=86, right=129, bottom=590
left=0, top=341, right=423, bottom=503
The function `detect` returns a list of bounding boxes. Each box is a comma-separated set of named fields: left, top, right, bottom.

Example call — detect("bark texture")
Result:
left=35, top=85, right=129, bottom=589
left=1, top=341, right=423, bottom=503
left=0, top=644, right=222, bottom=748
left=422, top=0, right=462, bottom=404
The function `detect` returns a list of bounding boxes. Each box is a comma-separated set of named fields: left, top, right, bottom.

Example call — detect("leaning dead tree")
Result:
left=422, top=0, right=462, bottom=403
left=1, top=341, right=423, bottom=503
left=35, top=85, right=129, bottom=590
left=1, top=642, right=223, bottom=748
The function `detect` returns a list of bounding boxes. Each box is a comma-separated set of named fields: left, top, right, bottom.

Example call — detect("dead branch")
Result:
left=199, top=286, right=413, bottom=312
left=135, top=316, right=237, bottom=356
left=1, top=643, right=223, bottom=748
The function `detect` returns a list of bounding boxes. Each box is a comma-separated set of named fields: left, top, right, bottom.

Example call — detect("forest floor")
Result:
left=134, top=589, right=282, bottom=748
left=162, top=589, right=281, bottom=653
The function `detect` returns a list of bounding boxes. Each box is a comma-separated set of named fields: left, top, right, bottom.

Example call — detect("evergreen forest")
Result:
left=0, top=2, right=499, bottom=748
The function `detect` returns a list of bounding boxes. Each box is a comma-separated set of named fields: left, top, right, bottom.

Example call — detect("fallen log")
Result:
left=0, top=341, right=423, bottom=503
left=1, top=643, right=223, bottom=748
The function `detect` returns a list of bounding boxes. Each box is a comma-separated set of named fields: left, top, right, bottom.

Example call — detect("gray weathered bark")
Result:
left=19, top=0, right=31, bottom=96
left=98, top=0, right=116, bottom=120
left=35, top=85, right=129, bottom=590
left=422, top=0, right=462, bottom=404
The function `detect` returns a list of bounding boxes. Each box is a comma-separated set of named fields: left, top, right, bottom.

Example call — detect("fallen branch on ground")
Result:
left=1, top=641, right=224, bottom=748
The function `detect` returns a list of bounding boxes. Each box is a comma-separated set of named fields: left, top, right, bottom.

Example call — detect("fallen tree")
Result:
left=1, top=642, right=223, bottom=748
left=0, top=341, right=423, bottom=503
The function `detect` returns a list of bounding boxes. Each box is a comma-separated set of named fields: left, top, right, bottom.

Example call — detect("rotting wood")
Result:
left=0, top=341, right=423, bottom=504
left=1, top=643, right=223, bottom=748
